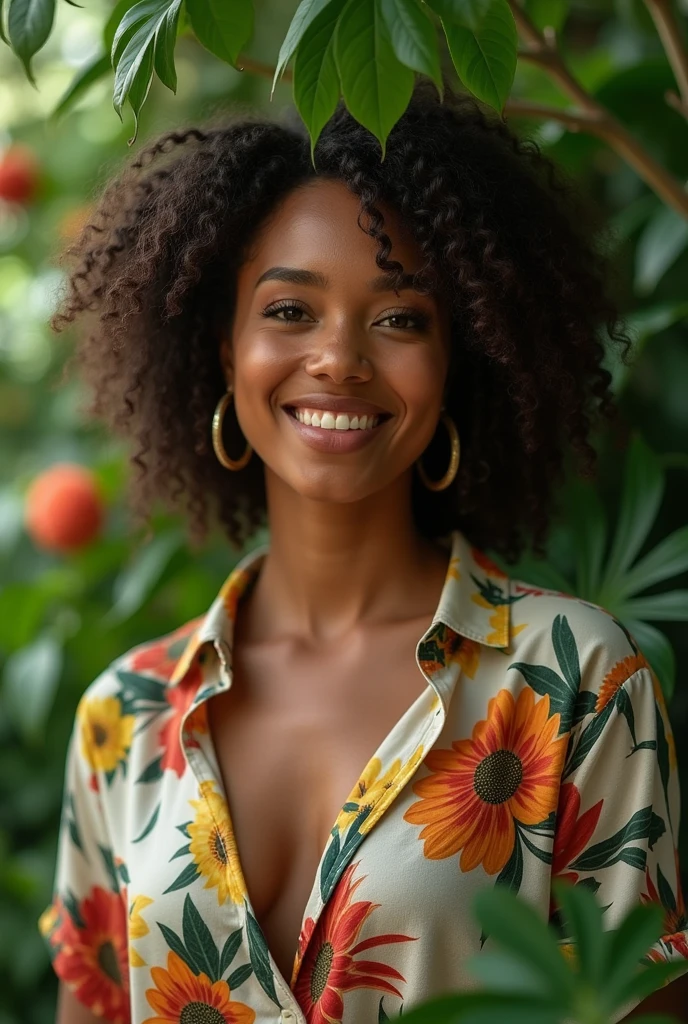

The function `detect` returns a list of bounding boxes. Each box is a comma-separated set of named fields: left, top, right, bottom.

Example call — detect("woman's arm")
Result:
left=56, top=982, right=104, bottom=1024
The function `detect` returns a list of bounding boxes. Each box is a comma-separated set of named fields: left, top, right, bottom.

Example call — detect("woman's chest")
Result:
left=205, top=628, right=432, bottom=979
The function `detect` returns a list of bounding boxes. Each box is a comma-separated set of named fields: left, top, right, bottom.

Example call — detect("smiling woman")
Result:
left=40, top=79, right=688, bottom=1024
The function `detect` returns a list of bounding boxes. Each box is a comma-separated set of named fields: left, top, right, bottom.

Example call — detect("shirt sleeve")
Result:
left=552, top=661, right=688, bottom=1021
left=39, top=687, right=131, bottom=1024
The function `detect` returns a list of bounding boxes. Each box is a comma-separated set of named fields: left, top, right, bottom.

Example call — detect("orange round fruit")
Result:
left=0, top=145, right=40, bottom=205
left=25, top=463, right=104, bottom=553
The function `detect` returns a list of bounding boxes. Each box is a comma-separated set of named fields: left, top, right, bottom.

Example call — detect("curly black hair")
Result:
left=51, top=78, right=632, bottom=562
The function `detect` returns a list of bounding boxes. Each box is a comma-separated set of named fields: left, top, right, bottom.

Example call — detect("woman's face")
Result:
left=222, top=177, right=451, bottom=504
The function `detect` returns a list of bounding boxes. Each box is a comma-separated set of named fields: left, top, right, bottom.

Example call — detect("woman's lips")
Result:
left=283, top=407, right=386, bottom=453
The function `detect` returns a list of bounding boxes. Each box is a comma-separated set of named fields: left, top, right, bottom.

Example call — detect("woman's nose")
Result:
left=303, top=329, right=373, bottom=383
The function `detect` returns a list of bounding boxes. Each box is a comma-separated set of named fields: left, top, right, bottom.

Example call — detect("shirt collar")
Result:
left=168, top=529, right=512, bottom=687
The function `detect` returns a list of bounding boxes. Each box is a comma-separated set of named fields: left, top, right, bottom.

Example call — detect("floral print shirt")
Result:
left=40, top=529, right=688, bottom=1024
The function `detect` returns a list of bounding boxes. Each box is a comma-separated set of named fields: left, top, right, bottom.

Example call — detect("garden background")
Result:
left=1, top=1, right=687, bottom=1021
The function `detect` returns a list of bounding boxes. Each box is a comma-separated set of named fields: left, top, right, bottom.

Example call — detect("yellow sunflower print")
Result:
left=78, top=696, right=135, bottom=774
left=188, top=781, right=245, bottom=905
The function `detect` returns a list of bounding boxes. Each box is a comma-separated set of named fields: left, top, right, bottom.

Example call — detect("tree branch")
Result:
left=644, top=0, right=688, bottom=114
left=507, top=1, right=688, bottom=219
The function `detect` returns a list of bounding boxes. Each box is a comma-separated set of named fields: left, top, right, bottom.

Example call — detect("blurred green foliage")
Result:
left=0, top=2, right=687, bottom=1023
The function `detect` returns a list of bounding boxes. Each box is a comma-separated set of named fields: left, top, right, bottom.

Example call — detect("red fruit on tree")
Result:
left=25, top=464, right=104, bottom=553
left=0, top=145, right=40, bottom=205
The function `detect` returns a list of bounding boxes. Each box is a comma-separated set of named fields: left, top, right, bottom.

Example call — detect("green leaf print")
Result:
left=158, top=921, right=191, bottom=967
left=571, top=690, right=597, bottom=728
left=319, top=808, right=371, bottom=903
left=136, top=755, right=165, bottom=783
left=655, top=701, right=671, bottom=827
left=510, top=662, right=573, bottom=733
left=616, top=687, right=638, bottom=747
left=64, top=889, right=85, bottom=930
left=115, top=669, right=167, bottom=706
left=170, top=842, right=191, bottom=860
left=495, top=832, right=523, bottom=894
left=183, top=893, right=220, bottom=981
left=227, top=963, right=253, bottom=990
left=98, top=844, right=120, bottom=893
left=246, top=906, right=280, bottom=1005
left=163, top=860, right=200, bottom=894
left=320, top=828, right=341, bottom=902
left=379, top=996, right=390, bottom=1021
left=220, top=928, right=243, bottom=976
left=564, top=700, right=615, bottom=778
left=656, top=864, right=677, bottom=913
left=133, top=802, right=160, bottom=843
left=569, top=806, right=661, bottom=872
left=551, top=615, right=581, bottom=697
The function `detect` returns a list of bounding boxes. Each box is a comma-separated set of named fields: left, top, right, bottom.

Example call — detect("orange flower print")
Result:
left=143, top=951, right=255, bottom=1024
left=404, top=688, right=567, bottom=874
left=44, top=887, right=130, bottom=1024
left=552, top=783, right=603, bottom=884
left=220, top=567, right=258, bottom=622
left=595, top=652, right=650, bottom=713
left=292, top=862, right=416, bottom=1023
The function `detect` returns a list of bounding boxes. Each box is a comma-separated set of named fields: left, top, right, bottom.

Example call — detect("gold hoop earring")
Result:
left=416, top=410, right=460, bottom=492
left=212, top=389, right=253, bottom=471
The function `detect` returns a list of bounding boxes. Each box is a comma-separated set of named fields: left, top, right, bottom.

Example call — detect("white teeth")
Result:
left=292, top=407, right=381, bottom=431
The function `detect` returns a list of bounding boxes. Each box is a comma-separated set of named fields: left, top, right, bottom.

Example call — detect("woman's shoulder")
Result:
left=76, top=615, right=205, bottom=710
left=506, top=576, right=656, bottom=704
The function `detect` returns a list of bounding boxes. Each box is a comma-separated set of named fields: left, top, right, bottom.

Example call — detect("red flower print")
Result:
left=157, top=681, right=205, bottom=777
left=130, top=618, right=204, bottom=681
left=50, top=887, right=130, bottom=1024
left=552, top=783, right=603, bottom=883
left=471, top=548, right=506, bottom=578
left=641, top=855, right=688, bottom=960
left=292, top=862, right=416, bottom=1024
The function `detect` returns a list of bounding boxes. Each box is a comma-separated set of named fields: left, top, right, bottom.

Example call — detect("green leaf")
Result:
left=564, top=700, right=614, bottom=778
left=105, top=529, right=183, bottom=624
left=153, top=0, right=182, bottom=90
left=601, top=435, right=664, bottom=595
left=219, top=928, right=243, bottom=976
left=2, top=633, right=63, bottom=742
left=566, top=478, right=607, bottom=601
left=551, top=615, right=581, bottom=698
left=0, top=0, right=8, bottom=43
left=551, top=880, right=606, bottom=987
left=136, top=755, right=164, bottom=783
left=623, top=620, right=674, bottom=702
left=426, top=0, right=492, bottom=32
left=115, top=669, right=167, bottom=705
left=441, top=0, right=517, bottom=112
left=293, top=0, right=346, bottom=160
left=272, top=0, right=336, bottom=96
left=602, top=902, right=666, bottom=1010
left=111, top=0, right=164, bottom=62
left=320, top=829, right=341, bottom=901
left=246, top=908, right=280, bottom=1005
left=392, top=991, right=563, bottom=1024
left=186, top=0, right=253, bottom=68
left=227, top=962, right=253, bottom=990
left=618, top=590, right=688, bottom=622
left=7, top=0, right=56, bottom=84
left=49, top=52, right=111, bottom=119
left=569, top=806, right=655, bottom=873
left=472, top=887, right=576, bottom=1001
left=334, top=0, right=415, bottom=159
left=157, top=920, right=191, bottom=965
left=104, top=0, right=138, bottom=51
left=132, top=803, right=160, bottom=843
left=466, top=950, right=546, bottom=994
left=380, top=0, right=442, bottom=91
left=182, top=893, right=220, bottom=981
left=635, top=205, right=688, bottom=295
left=162, top=859, right=200, bottom=895
left=509, top=662, right=573, bottom=730
left=618, top=526, right=688, bottom=600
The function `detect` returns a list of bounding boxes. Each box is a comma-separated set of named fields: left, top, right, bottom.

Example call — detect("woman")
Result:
left=40, top=82, right=688, bottom=1024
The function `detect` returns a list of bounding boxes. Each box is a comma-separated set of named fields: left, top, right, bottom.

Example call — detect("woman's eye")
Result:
left=261, top=303, right=310, bottom=323
left=377, top=312, right=430, bottom=331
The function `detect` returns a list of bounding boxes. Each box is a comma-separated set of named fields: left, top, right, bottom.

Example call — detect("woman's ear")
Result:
left=218, top=338, right=234, bottom=390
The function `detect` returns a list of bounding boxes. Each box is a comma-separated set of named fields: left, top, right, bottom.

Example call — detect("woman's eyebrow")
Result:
left=254, top=266, right=419, bottom=292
